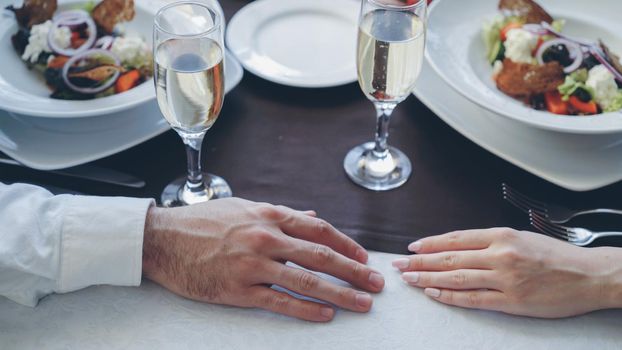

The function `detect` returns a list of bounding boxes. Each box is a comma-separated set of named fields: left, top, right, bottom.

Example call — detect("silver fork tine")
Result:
left=504, top=190, right=547, bottom=215
left=503, top=192, right=532, bottom=214
left=530, top=218, right=571, bottom=241
left=502, top=183, right=547, bottom=208
left=529, top=213, right=572, bottom=241
left=531, top=211, right=579, bottom=239
left=530, top=213, right=572, bottom=238
left=535, top=213, right=578, bottom=239
left=502, top=184, right=547, bottom=212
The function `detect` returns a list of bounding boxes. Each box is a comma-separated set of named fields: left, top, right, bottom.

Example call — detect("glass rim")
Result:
left=154, top=1, right=222, bottom=39
left=368, top=0, right=426, bottom=10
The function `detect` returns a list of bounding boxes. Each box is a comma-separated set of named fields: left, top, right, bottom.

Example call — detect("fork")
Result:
left=502, top=183, right=622, bottom=224
left=529, top=210, right=622, bottom=246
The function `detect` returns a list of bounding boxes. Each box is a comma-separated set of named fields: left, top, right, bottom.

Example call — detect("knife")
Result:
left=0, top=157, right=146, bottom=189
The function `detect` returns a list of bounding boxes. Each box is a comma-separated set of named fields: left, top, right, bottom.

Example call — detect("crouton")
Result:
left=498, top=0, right=553, bottom=24
left=6, top=0, right=57, bottom=28
left=91, top=0, right=135, bottom=34
left=495, top=58, right=565, bottom=98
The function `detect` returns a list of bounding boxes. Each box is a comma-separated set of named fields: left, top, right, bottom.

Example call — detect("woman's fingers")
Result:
left=423, top=288, right=507, bottom=312
left=408, top=228, right=504, bottom=254
left=265, top=263, right=374, bottom=313
left=392, top=250, right=492, bottom=272
left=279, top=239, right=384, bottom=293
left=401, top=269, right=500, bottom=290
left=301, top=210, right=317, bottom=217
left=249, top=286, right=336, bottom=322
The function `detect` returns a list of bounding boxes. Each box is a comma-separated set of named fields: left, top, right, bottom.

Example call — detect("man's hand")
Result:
left=392, top=228, right=622, bottom=318
left=142, top=198, right=385, bottom=322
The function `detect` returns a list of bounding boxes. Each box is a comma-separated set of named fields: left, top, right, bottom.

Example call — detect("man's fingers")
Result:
left=275, top=206, right=368, bottom=264
left=408, top=229, right=502, bottom=254
left=423, top=288, right=507, bottom=312
left=266, top=263, right=374, bottom=313
left=392, top=250, right=491, bottom=272
left=250, top=286, right=335, bottom=322
left=401, top=270, right=499, bottom=290
left=279, top=239, right=384, bottom=293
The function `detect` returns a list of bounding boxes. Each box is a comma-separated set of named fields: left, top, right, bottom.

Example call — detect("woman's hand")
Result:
left=142, top=198, right=384, bottom=322
left=392, top=228, right=622, bottom=318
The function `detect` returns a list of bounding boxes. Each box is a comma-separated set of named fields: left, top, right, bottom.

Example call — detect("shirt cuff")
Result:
left=56, top=195, right=155, bottom=293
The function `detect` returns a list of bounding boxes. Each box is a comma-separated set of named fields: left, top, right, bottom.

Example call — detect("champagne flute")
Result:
left=153, top=1, right=231, bottom=207
left=344, top=0, right=426, bottom=191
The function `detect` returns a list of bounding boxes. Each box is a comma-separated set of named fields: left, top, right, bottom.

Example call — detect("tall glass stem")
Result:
left=181, top=132, right=207, bottom=193
left=373, top=102, right=396, bottom=158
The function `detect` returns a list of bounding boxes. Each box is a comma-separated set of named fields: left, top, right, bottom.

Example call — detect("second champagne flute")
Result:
left=154, top=1, right=231, bottom=207
left=344, top=0, right=426, bottom=191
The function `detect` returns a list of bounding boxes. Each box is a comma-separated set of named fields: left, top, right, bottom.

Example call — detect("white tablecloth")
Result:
left=1, top=252, right=621, bottom=350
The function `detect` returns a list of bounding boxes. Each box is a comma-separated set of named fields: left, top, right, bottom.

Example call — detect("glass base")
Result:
left=344, top=142, right=412, bottom=191
left=161, top=173, right=232, bottom=207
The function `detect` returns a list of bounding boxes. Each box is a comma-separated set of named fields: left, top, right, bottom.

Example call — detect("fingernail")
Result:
left=355, top=292, right=373, bottom=309
left=408, top=241, right=422, bottom=252
left=392, top=258, right=410, bottom=270
left=355, top=248, right=368, bottom=263
left=402, top=272, right=420, bottom=284
left=320, top=306, right=334, bottom=318
left=425, top=288, right=441, bottom=298
left=369, top=272, right=385, bottom=289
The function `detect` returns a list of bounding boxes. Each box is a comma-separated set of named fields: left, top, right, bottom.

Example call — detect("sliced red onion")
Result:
left=61, top=49, right=121, bottom=94
left=94, top=36, right=114, bottom=50
left=540, top=22, right=595, bottom=47
left=536, top=38, right=583, bottom=73
left=589, top=46, right=622, bottom=83
left=47, top=16, right=97, bottom=57
left=521, top=24, right=547, bottom=36
left=524, top=21, right=622, bottom=82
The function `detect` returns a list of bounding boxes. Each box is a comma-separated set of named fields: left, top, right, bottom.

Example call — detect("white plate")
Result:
left=0, top=0, right=225, bottom=118
left=226, top=0, right=359, bottom=88
left=426, top=0, right=622, bottom=134
left=0, top=50, right=243, bottom=170
left=414, top=62, right=622, bottom=192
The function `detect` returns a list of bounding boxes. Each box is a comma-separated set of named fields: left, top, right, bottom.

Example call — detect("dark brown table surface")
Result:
left=2, top=0, right=622, bottom=253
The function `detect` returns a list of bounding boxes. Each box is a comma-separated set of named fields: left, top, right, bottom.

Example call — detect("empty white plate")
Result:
left=226, top=0, right=359, bottom=88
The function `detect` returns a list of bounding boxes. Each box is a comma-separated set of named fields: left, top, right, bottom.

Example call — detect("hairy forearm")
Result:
left=142, top=206, right=168, bottom=281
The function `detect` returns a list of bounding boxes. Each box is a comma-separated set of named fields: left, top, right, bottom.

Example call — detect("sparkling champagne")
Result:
left=155, top=38, right=224, bottom=133
left=357, top=9, right=425, bottom=103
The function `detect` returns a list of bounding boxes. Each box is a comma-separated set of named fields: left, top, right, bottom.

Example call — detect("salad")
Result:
left=482, top=0, right=622, bottom=116
left=6, top=0, right=153, bottom=100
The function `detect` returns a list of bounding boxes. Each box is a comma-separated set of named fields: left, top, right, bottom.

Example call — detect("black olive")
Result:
left=572, top=87, right=592, bottom=103
left=582, top=54, right=600, bottom=70
left=530, top=94, right=547, bottom=110
left=542, top=44, right=574, bottom=67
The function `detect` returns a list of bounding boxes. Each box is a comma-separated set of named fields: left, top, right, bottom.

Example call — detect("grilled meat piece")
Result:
left=91, top=0, right=135, bottom=34
left=498, top=0, right=553, bottom=24
left=6, top=0, right=57, bottom=28
left=495, top=58, right=565, bottom=98
left=600, top=40, right=622, bottom=77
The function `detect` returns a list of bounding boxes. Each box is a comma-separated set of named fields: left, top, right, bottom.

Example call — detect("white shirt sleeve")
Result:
left=0, top=182, right=154, bottom=306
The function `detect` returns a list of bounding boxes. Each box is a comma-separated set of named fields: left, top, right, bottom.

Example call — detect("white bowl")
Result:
left=426, top=0, right=622, bottom=134
left=0, top=0, right=225, bottom=119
